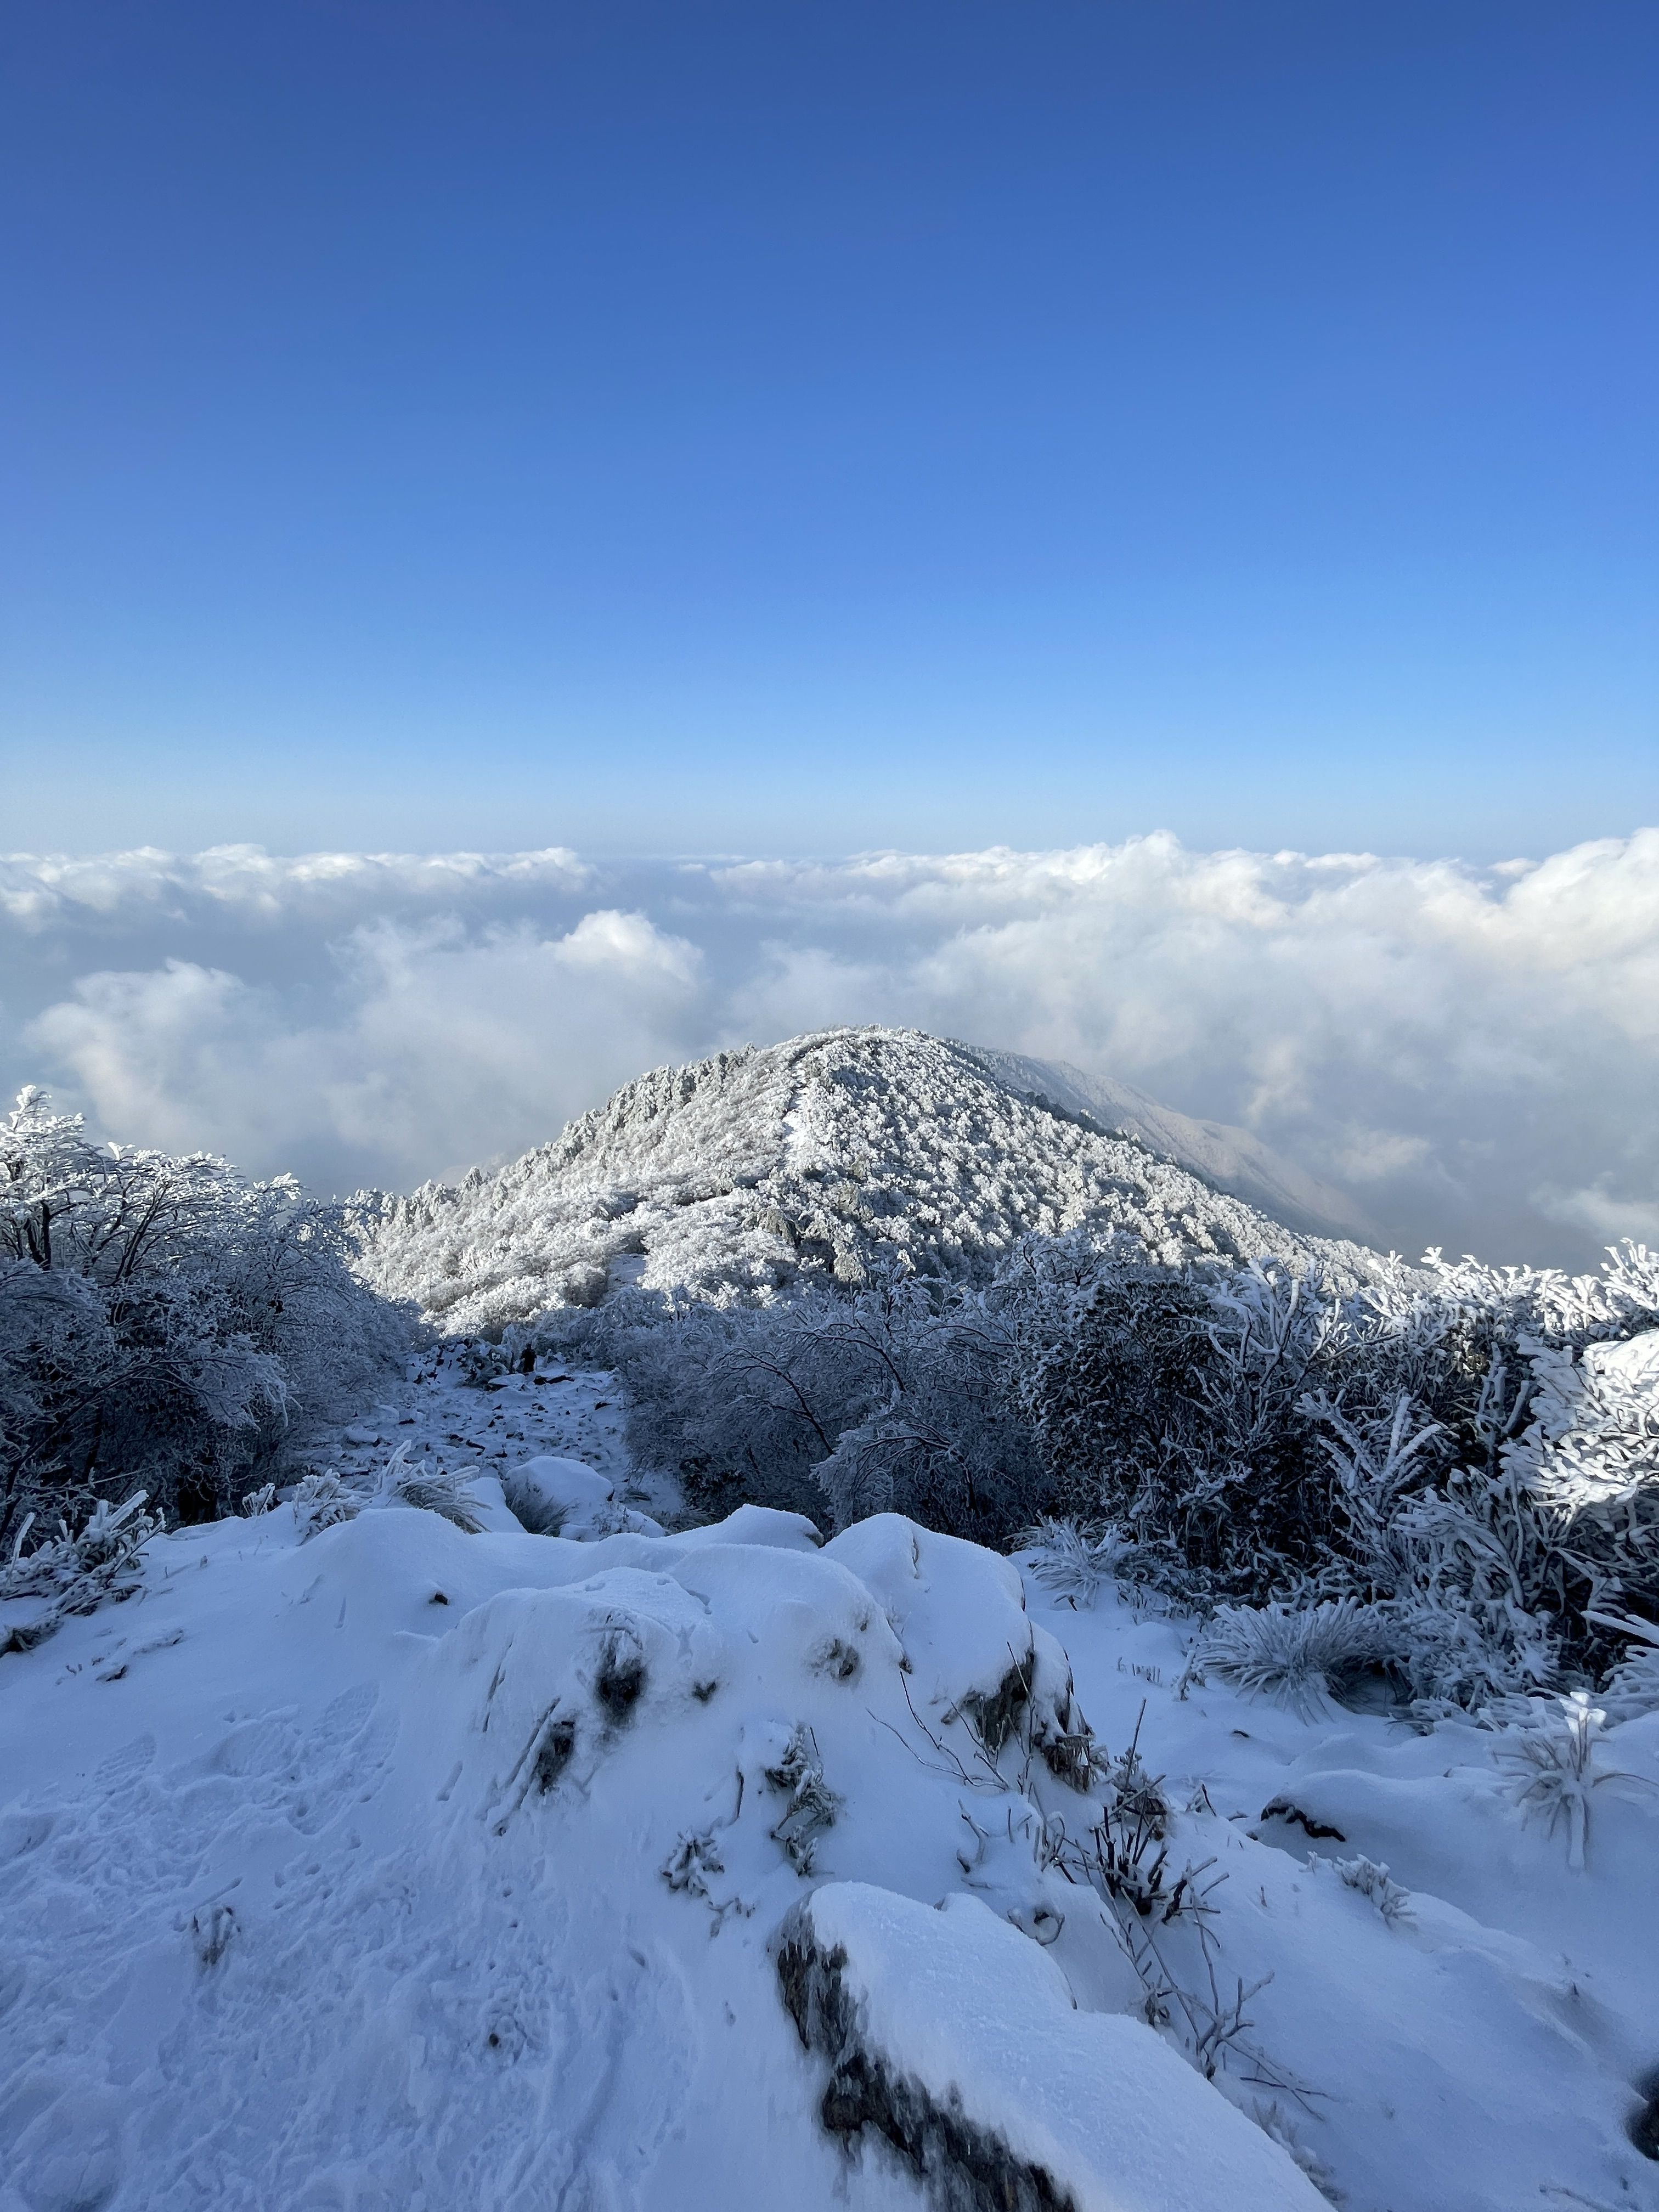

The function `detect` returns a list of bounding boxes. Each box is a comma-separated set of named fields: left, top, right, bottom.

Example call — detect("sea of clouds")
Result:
left=3, top=831, right=1656, bottom=1270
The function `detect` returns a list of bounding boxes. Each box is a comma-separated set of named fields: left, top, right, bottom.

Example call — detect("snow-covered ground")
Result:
left=1024, top=1576, right=1659, bottom=2211
left=3, top=1362, right=1656, bottom=2211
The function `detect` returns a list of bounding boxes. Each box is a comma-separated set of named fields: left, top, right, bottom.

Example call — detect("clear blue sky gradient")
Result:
left=4, top=1, right=1656, bottom=856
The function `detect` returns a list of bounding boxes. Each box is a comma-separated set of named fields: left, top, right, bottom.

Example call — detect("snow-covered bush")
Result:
left=600, top=1291, right=851, bottom=1525
left=806, top=1275, right=1043, bottom=1542
left=1005, top=1247, right=1464, bottom=1602
left=1, top=1087, right=408, bottom=1549
left=1007, top=1239, right=1659, bottom=1708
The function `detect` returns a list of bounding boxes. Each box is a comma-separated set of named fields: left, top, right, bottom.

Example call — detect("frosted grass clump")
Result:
left=1015, top=1517, right=1126, bottom=1608
left=1491, top=1691, right=1651, bottom=1871
left=0, top=1491, right=162, bottom=1650
left=374, top=1443, right=486, bottom=1533
left=1335, top=1855, right=1413, bottom=1927
left=1199, top=1599, right=1398, bottom=1718
left=293, top=1449, right=488, bottom=1541
left=291, top=1471, right=364, bottom=1543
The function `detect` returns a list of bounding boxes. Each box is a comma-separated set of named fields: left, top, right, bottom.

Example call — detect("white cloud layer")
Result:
left=3, top=831, right=1656, bottom=1267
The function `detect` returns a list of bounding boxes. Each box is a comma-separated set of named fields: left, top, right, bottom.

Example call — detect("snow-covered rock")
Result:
left=358, top=1027, right=1380, bottom=1330
left=502, top=1452, right=625, bottom=1536
left=777, top=1882, right=1325, bottom=2210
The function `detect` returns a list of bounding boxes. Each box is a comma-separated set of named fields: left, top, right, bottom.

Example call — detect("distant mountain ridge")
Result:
left=953, top=1043, right=1373, bottom=1242
left=359, top=1026, right=1378, bottom=1333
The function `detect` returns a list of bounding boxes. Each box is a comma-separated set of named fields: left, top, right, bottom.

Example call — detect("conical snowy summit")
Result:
left=360, top=1026, right=1375, bottom=1332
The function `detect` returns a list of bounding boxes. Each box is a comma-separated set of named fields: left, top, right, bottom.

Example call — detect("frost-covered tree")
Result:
left=605, top=1284, right=895, bottom=1526
left=1, top=1088, right=408, bottom=1545
left=606, top=1262, right=1047, bottom=1543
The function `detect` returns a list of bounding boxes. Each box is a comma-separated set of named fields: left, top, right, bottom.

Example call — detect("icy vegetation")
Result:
left=544, top=1223, right=1659, bottom=1724
left=1, top=1086, right=404, bottom=1554
left=4, top=1031, right=1659, bottom=2210
left=356, top=1026, right=1380, bottom=1331
left=951, top=1042, right=1370, bottom=1240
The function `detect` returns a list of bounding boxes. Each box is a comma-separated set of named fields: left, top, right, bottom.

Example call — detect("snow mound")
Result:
left=828, top=1513, right=1074, bottom=1727
left=0, top=1500, right=1142, bottom=2210
left=359, top=1026, right=1378, bottom=1329
left=501, top=1452, right=662, bottom=1537
left=777, top=1882, right=1323, bottom=2210
left=4, top=1492, right=1657, bottom=2209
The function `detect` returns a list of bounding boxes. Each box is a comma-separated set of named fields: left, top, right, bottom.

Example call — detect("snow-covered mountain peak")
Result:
left=360, top=1026, right=1376, bottom=1333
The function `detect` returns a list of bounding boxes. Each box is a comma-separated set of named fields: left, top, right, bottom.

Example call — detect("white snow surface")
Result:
left=4, top=1400, right=1657, bottom=2212
left=359, top=1026, right=1379, bottom=1331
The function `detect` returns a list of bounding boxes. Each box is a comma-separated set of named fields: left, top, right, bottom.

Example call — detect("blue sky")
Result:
left=5, top=0, right=1655, bottom=859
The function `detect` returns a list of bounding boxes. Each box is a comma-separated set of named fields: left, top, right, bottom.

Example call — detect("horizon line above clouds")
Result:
left=2, top=829, right=1656, bottom=1273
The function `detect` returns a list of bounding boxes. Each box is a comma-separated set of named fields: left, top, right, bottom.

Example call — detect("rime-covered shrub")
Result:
left=602, top=1291, right=857, bottom=1525
left=1005, top=1238, right=1659, bottom=1705
left=1005, top=1246, right=1456, bottom=1599
left=1, top=1088, right=409, bottom=1549
left=1600, top=1618, right=1659, bottom=1723
left=808, top=1280, right=1043, bottom=1542
left=607, top=1266, right=1046, bottom=1543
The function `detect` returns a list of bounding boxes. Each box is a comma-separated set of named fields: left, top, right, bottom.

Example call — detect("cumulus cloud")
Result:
left=1532, top=1180, right=1659, bottom=1249
left=3, top=831, right=1656, bottom=1266
left=23, top=910, right=707, bottom=1194
left=0, top=845, right=591, bottom=929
